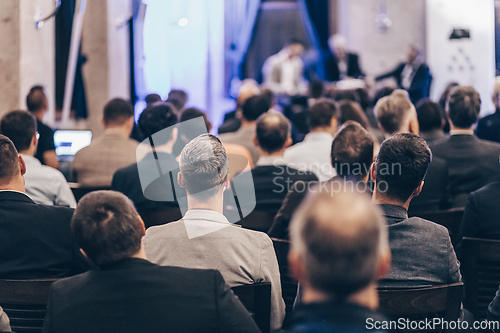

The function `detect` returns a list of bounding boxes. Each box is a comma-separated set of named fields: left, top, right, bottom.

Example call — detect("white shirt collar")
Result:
left=256, top=155, right=285, bottom=166
left=304, top=132, right=334, bottom=141
left=450, top=129, right=474, bottom=136
left=20, top=154, right=41, bottom=166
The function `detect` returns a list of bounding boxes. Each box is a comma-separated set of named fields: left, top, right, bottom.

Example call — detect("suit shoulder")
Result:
left=471, top=182, right=500, bottom=199
left=407, top=216, right=449, bottom=235
left=35, top=203, right=74, bottom=218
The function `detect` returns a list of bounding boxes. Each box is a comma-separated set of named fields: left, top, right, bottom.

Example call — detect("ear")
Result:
left=330, top=117, right=338, bottom=132
left=171, top=127, right=178, bottom=143
left=370, top=164, right=377, bottom=184
left=208, top=121, right=213, bottom=133
left=79, top=248, right=89, bottom=261
left=375, top=246, right=391, bottom=280
left=18, top=154, right=27, bottom=176
left=408, top=113, right=419, bottom=135
left=101, top=118, right=106, bottom=129
left=288, top=250, right=305, bottom=282
left=177, top=172, right=185, bottom=188
left=137, top=216, right=146, bottom=236
left=253, top=136, right=260, bottom=148
left=412, top=180, right=424, bottom=198
left=284, top=137, right=293, bottom=149
left=236, top=110, right=242, bottom=119
left=31, top=134, right=38, bottom=149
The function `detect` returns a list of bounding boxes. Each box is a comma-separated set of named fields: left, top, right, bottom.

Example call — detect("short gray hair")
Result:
left=289, top=185, right=388, bottom=298
left=179, top=134, right=229, bottom=200
left=375, top=89, right=414, bottom=135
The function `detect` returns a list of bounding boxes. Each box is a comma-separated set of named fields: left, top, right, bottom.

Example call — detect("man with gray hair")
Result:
left=144, top=134, right=285, bottom=331
left=287, top=185, right=390, bottom=332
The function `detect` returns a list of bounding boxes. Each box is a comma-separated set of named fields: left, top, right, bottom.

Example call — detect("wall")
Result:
left=336, top=0, right=426, bottom=76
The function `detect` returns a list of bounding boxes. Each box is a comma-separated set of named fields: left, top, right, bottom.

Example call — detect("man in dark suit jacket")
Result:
left=475, top=79, right=500, bottom=143
left=372, top=134, right=461, bottom=288
left=0, top=135, right=89, bottom=278
left=376, top=46, right=431, bottom=105
left=228, top=112, right=317, bottom=218
left=374, top=90, right=451, bottom=212
left=325, top=34, right=364, bottom=81
left=112, top=103, right=185, bottom=214
left=42, top=191, right=259, bottom=333
left=430, top=86, right=500, bottom=207
left=269, top=121, right=374, bottom=240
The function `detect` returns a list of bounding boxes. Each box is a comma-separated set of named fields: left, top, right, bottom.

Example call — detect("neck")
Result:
left=187, top=192, right=224, bottom=215
left=259, top=149, right=285, bottom=158
left=310, top=127, right=334, bottom=135
left=449, top=123, right=474, bottom=135
left=0, top=179, right=26, bottom=193
left=372, top=190, right=411, bottom=211
left=20, top=148, right=36, bottom=157
left=240, top=119, right=256, bottom=127
left=301, top=282, right=379, bottom=310
left=104, top=126, right=131, bottom=138
left=32, top=111, right=45, bottom=121
left=131, top=245, right=148, bottom=261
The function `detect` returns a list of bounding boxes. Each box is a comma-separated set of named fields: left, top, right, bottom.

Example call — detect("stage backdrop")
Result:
left=426, top=0, right=496, bottom=115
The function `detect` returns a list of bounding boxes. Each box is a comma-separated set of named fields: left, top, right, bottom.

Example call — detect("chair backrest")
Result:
left=271, top=238, right=297, bottom=327
left=232, top=283, right=271, bottom=333
left=238, top=211, right=276, bottom=233
left=378, top=282, right=464, bottom=333
left=462, top=237, right=500, bottom=320
left=138, top=208, right=183, bottom=229
left=0, top=279, right=57, bottom=333
left=68, top=183, right=111, bottom=202
left=409, top=207, right=464, bottom=246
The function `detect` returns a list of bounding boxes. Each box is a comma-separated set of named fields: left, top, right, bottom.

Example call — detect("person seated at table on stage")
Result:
left=324, top=34, right=364, bottom=82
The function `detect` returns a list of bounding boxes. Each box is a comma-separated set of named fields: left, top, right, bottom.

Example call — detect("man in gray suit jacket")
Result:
left=144, top=134, right=285, bottom=332
left=371, top=133, right=461, bottom=288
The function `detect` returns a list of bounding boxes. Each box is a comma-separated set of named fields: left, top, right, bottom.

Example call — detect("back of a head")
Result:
left=103, top=98, right=134, bottom=127
left=145, top=93, right=162, bottom=106
left=26, top=85, right=47, bottom=113
left=308, top=98, right=338, bottom=130
left=0, top=135, right=20, bottom=186
left=71, top=191, right=143, bottom=267
left=179, top=134, right=228, bottom=201
left=439, top=82, right=459, bottom=110
left=237, top=82, right=260, bottom=109
left=0, top=110, right=37, bottom=153
left=310, top=80, right=324, bottom=99
left=355, top=88, right=370, bottom=112
left=493, top=77, right=500, bottom=108
left=416, top=100, right=442, bottom=132
left=373, top=86, right=395, bottom=107
left=332, top=90, right=359, bottom=103
left=331, top=121, right=374, bottom=178
left=375, top=90, right=414, bottom=134
left=375, top=133, right=432, bottom=203
left=256, top=112, right=291, bottom=153
left=338, top=100, right=370, bottom=130
left=447, top=86, right=481, bottom=129
left=289, top=186, right=387, bottom=298
left=138, top=102, right=178, bottom=145
left=167, top=90, right=188, bottom=110
left=180, top=108, right=210, bottom=131
left=242, top=95, right=271, bottom=121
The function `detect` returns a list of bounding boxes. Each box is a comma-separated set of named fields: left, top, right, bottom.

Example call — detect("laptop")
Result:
left=54, top=130, right=92, bottom=161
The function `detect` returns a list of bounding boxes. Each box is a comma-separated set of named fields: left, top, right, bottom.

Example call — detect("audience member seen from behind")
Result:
left=284, top=98, right=338, bottom=181
left=71, top=98, right=138, bottom=187
left=430, top=86, right=500, bottom=207
left=475, top=77, right=500, bottom=143
left=0, top=135, right=88, bottom=279
left=241, top=113, right=318, bottom=217
left=42, top=191, right=259, bottom=333
left=375, top=90, right=451, bottom=212
left=0, top=111, right=76, bottom=207
left=144, top=134, right=285, bottom=331
left=416, top=99, right=446, bottom=144
left=26, top=85, right=59, bottom=169
left=269, top=121, right=374, bottom=240
left=287, top=186, right=390, bottom=332
left=372, top=134, right=461, bottom=288
left=219, top=94, right=270, bottom=165
left=112, top=102, right=182, bottom=215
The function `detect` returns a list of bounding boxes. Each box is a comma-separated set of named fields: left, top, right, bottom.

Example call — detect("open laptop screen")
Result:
left=54, top=130, right=92, bottom=160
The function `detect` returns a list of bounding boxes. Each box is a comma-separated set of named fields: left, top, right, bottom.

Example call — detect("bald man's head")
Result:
left=255, top=112, right=291, bottom=153
left=289, top=186, right=388, bottom=298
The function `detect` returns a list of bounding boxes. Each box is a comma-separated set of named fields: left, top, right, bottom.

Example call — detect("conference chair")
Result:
left=378, top=282, right=464, bottom=333
left=232, top=283, right=271, bottom=333
left=271, top=238, right=297, bottom=327
left=409, top=207, right=464, bottom=246
left=462, top=237, right=500, bottom=320
left=68, top=182, right=110, bottom=202
left=137, top=207, right=183, bottom=229
left=0, top=279, right=56, bottom=333
left=238, top=210, right=276, bottom=233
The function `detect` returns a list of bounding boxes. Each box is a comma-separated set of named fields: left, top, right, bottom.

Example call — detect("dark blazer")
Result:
left=42, top=258, right=260, bottom=333
left=325, top=52, right=364, bottom=82
left=0, top=191, right=89, bottom=279
left=430, top=135, right=500, bottom=207
left=376, top=62, right=431, bottom=105
left=476, top=109, right=500, bottom=143
left=409, top=156, right=451, bottom=213
left=230, top=165, right=317, bottom=217
left=111, top=152, right=184, bottom=213
left=488, top=285, right=500, bottom=322
left=378, top=204, right=461, bottom=288
left=268, top=177, right=371, bottom=240
left=456, top=182, right=500, bottom=258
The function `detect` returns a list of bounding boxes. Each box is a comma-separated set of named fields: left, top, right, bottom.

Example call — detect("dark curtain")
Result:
left=55, top=0, right=88, bottom=119
left=242, top=1, right=311, bottom=83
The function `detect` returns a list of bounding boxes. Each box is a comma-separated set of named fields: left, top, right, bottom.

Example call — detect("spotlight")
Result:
left=178, top=18, right=188, bottom=27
